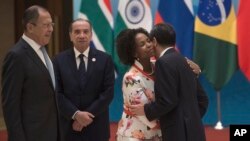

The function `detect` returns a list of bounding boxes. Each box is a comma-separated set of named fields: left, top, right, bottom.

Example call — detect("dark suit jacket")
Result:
left=53, top=47, right=115, bottom=141
left=144, top=48, right=208, bottom=141
left=1, top=38, right=59, bottom=141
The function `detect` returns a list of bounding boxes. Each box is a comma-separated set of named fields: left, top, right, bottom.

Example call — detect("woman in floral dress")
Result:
left=116, top=28, right=161, bottom=141
left=115, top=28, right=201, bottom=141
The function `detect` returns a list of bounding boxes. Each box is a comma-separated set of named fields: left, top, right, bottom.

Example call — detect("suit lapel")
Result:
left=66, top=48, right=80, bottom=82
left=21, top=39, right=54, bottom=88
left=66, top=47, right=97, bottom=88
left=86, top=47, right=97, bottom=81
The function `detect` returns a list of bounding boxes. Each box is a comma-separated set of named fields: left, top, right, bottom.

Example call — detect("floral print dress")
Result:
left=116, top=61, right=162, bottom=141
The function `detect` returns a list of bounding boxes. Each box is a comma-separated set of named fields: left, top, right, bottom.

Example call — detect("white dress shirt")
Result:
left=74, top=47, right=90, bottom=70
left=22, top=34, right=47, bottom=66
left=159, top=47, right=174, bottom=58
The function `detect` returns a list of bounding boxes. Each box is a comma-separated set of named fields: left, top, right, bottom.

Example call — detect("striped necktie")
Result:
left=41, top=46, right=55, bottom=89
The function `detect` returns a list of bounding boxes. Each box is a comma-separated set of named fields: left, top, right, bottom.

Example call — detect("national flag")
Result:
left=155, top=0, right=195, bottom=58
left=78, top=0, right=113, bottom=54
left=237, top=0, right=250, bottom=81
left=114, top=0, right=153, bottom=74
left=193, top=0, right=237, bottom=90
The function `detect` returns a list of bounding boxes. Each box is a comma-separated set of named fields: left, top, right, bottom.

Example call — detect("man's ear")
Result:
left=27, top=23, right=34, bottom=33
left=69, top=32, right=72, bottom=41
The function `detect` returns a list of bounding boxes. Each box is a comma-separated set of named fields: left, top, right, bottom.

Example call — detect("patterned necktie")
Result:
left=41, top=47, right=55, bottom=89
left=78, top=54, right=86, bottom=88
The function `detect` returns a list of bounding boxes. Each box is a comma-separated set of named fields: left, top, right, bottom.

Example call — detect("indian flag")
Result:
left=114, top=0, right=153, bottom=74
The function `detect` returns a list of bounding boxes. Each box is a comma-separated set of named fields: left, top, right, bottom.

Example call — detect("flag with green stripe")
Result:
left=193, top=0, right=237, bottom=90
left=114, top=0, right=153, bottom=74
left=79, top=0, right=113, bottom=55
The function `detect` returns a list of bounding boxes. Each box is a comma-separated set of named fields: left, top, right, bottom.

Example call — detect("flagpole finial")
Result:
left=214, top=121, right=224, bottom=130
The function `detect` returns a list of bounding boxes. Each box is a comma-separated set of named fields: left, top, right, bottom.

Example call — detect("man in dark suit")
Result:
left=1, top=5, right=59, bottom=141
left=53, top=18, right=115, bottom=141
left=129, top=23, right=209, bottom=141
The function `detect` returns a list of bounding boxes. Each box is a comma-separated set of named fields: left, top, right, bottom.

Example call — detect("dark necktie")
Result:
left=78, top=54, right=86, bottom=88
left=41, top=46, right=55, bottom=89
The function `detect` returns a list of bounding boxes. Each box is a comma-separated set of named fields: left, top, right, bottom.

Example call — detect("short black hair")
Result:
left=116, top=28, right=149, bottom=66
left=69, top=18, right=93, bottom=33
left=22, top=5, right=48, bottom=31
left=150, top=23, right=176, bottom=47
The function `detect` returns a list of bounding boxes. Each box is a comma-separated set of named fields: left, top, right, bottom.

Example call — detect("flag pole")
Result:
left=214, top=91, right=224, bottom=130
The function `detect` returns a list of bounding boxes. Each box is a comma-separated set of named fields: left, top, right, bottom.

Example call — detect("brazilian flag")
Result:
left=193, top=0, right=237, bottom=90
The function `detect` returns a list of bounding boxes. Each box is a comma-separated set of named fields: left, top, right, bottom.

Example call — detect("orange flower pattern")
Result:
left=116, top=61, right=161, bottom=140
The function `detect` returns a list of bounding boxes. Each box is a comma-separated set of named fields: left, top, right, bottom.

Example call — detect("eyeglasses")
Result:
left=31, top=22, right=55, bottom=28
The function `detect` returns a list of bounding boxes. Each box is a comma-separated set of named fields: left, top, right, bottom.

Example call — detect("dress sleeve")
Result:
left=122, top=72, right=157, bottom=128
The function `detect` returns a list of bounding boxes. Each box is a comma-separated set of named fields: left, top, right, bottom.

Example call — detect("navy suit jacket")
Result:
left=53, top=47, right=115, bottom=141
left=144, top=48, right=208, bottom=141
left=1, top=38, right=59, bottom=141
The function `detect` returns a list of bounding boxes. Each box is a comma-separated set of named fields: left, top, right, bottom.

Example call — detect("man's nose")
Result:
left=48, top=25, right=53, bottom=32
left=79, top=32, right=86, bottom=37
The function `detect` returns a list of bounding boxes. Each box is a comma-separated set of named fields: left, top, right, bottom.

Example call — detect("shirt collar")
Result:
left=134, top=60, right=143, bottom=70
left=74, top=47, right=90, bottom=59
left=22, top=34, right=42, bottom=51
left=159, top=47, right=174, bottom=58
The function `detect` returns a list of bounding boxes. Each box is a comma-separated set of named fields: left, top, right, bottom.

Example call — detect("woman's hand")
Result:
left=186, top=57, right=201, bottom=76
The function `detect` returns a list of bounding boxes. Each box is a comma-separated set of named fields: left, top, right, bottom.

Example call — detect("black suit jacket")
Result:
left=1, top=38, right=59, bottom=141
left=144, top=48, right=208, bottom=141
left=53, top=47, right=115, bottom=141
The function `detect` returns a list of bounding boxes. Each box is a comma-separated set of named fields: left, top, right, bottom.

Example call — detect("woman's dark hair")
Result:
left=150, top=23, right=176, bottom=47
left=116, top=28, right=149, bottom=65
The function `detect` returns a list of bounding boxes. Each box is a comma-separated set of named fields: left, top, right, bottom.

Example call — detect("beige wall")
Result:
left=0, top=0, right=15, bottom=123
